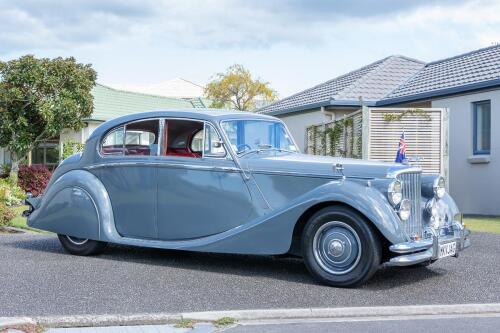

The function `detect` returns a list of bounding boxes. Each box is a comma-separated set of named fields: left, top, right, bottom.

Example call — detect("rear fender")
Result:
left=27, top=170, right=113, bottom=241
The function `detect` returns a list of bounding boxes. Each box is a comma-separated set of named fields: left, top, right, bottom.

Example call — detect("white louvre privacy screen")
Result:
left=365, top=107, right=448, bottom=176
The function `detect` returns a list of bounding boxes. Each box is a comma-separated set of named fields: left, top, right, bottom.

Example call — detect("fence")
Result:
left=306, top=110, right=363, bottom=158
left=305, top=107, right=448, bottom=176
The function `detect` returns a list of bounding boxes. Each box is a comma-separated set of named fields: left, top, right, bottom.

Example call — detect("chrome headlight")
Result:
left=426, top=198, right=440, bottom=229
left=398, top=199, right=411, bottom=221
left=433, top=176, right=446, bottom=199
left=388, top=180, right=403, bottom=206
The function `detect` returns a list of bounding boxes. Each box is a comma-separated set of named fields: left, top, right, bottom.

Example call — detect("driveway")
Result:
left=0, top=232, right=498, bottom=317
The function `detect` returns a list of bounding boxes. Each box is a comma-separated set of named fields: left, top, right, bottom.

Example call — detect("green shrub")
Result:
left=0, top=164, right=10, bottom=179
left=0, top=177, right=25, bottom=206
left=0, top=202, right=15, bottom=226
left=62, top=140, right=85, bottom=160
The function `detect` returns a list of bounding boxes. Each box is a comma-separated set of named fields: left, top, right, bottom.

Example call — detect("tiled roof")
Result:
left=89, top=84, right=204, bottom=121
left=258, top=56, right=424, bottom=115
left=382, top=45, right=500, bottom=102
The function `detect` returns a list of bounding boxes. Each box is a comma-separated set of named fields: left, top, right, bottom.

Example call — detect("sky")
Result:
left=1, top=0, right=500, bottom=98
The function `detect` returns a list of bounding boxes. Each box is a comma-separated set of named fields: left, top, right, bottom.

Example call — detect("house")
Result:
left=0, top=83, right=208, bottom=168
left=258, top=45, right=500, bottom=215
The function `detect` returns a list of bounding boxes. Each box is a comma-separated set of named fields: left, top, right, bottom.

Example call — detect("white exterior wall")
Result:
left=432, top=89, right=500, bottom=215
left=60, top=121, right=103, bottom=144
left=277, top=108, right=353, bottom=152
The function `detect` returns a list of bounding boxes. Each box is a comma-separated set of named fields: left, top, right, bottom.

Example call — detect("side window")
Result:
left=124, top=119, right=159, bottom=156
left=204, top=124, right=226, bottom=157
left=473, top=100, right=491, bottom=155
left=101, top=126, right=125, bottom=155
left=162, top=119, right=204, bottom=158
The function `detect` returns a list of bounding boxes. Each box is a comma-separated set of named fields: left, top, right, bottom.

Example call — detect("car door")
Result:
left=156, top=119, right=255, bottom=241
left=96, top=119, right=160, bottom=239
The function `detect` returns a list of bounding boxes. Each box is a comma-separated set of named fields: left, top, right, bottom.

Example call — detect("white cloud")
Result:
left=1, top=0, right=498, bottom=96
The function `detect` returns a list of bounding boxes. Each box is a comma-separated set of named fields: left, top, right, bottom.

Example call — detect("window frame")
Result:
left=219, top=118, right=299, bottom=156
left=98, top=117, right=228, bottom=160
left=472, top=100, right=491, bottom=156
left=99, top=118, right=162, bottom=157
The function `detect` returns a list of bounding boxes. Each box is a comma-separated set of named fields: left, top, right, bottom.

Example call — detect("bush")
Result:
left=0, top=164, right=10, bottom=179
left=0, top=202, right=15, bottom=226
left=18, top=165, right=52, bottom=197
left=0, top=177, right=25, bottom=206
left=62, top=139, right=85, bottom=160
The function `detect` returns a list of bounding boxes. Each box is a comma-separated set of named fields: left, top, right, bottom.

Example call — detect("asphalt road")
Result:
left=227, top=316, right=500, bottom=333
left=0, top=232, right=499, bottom=317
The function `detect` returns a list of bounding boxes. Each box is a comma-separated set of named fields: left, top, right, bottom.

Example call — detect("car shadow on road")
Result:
left=9, top=235, right=445, bottom=289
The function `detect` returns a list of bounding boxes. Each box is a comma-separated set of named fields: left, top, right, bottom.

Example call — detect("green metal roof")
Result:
left=88, top=84, right=204, bottom=121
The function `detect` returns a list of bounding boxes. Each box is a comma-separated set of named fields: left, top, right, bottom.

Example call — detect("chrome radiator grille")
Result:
left=398, top=172, right=422, bottom=237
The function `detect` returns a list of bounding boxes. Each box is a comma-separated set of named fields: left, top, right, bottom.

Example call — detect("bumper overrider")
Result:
left=387, top=222, right=471, bottom=266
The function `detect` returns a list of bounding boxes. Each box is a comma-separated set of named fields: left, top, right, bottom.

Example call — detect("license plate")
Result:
left=438, top=242, right=457, bottom=258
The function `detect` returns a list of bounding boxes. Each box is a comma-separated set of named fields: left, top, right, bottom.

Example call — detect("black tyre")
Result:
left=58, top=234, right=107, bottom=256
left=301, top=206, right=382, bottom=287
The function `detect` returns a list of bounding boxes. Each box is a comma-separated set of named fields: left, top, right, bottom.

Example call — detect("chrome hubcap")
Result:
left=313, top=221, right=362, bottom=275
left=66, top=235, right=88, bottom=246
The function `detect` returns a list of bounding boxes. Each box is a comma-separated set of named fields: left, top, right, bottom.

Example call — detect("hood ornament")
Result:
left=334, top=163, right=344, bottom=177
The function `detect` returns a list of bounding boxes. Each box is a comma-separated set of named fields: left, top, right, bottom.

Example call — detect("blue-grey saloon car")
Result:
left=25, top=109, right=471, bottom=287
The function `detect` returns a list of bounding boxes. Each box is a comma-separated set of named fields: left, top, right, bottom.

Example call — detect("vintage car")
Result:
left=25, top=109, right=470, bottom=287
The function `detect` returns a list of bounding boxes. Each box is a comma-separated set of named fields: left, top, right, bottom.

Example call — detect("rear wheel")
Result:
left=58, top=234, right=107, bottom=256
left=301, top=206, right=381, bottom=287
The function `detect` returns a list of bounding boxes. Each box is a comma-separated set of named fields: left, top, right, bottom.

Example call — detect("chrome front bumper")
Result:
left=386, top=222, right=471, bottom=266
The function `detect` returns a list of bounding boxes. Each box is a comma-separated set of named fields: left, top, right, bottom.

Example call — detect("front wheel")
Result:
left=301, top=206, right=382, bottom=287
left=58, top=234, right=107, bottom=256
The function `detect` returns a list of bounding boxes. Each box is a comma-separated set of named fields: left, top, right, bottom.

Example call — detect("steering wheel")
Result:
left=237, top=144, right=252, bottom=153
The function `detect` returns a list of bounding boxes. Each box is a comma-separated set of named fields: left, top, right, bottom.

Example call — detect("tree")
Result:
left=205, top=64, right=277, bottom=111
left=0, top=55, right=96, bottom=178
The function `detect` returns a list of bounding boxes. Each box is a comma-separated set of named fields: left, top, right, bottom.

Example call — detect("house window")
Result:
left=32, top=141, right=60, bottom=167
left=473, top=100, right=491, bottom=155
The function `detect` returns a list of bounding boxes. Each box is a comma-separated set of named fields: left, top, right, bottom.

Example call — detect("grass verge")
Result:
left=6, top=205, right=44, bottom=233
left=464, top=216, right=500, bottom=234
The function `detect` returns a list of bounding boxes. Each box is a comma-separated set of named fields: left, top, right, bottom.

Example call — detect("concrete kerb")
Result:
left=1, top=304, right=499, bottom=329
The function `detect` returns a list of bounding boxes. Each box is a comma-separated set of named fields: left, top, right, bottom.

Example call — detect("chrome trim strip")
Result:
left=249, top=169, right=344, bottom=179
left=386, top=166, right=422, bottom=179
left=85, top=161, right=242, bottom=173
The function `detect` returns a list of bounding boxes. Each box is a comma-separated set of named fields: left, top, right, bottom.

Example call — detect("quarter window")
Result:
left=473, top=100, right=491, bottom=155
left=204, top=124, right=226, bottom=157
left=101, top=126, right=125, bottom=155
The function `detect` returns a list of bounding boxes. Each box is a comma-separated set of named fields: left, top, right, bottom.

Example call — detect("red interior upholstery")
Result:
left=165, top=148, right=201, bottom=158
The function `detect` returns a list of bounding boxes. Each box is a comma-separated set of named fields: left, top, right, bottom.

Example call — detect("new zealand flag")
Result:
left=395, top=131, right=407, bottom=163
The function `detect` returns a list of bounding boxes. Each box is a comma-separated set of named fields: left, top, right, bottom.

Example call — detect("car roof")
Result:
left=88, top=108, right=279, bottom=141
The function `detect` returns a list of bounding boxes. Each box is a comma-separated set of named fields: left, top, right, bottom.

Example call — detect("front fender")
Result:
left=27, top=169, right=114, bottom=241
left=300, top=179, right=407, bottom=244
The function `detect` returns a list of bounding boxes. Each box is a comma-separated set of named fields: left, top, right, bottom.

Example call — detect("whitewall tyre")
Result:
left=58, top=234, right=107, bottom=256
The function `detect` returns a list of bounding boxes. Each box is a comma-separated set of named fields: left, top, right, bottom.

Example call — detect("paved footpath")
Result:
left=1, top=232, right=499, bottom=317
left=226, top=315, right=500, bottom=333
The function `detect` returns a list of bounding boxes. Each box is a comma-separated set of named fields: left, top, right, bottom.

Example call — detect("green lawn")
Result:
left=464, top=216, right=500, bottom=234
left=7, top=205, right=45, bottom=233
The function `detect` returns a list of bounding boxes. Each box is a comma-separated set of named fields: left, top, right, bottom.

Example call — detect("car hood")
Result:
left=241, top=152, right=413, bottom=179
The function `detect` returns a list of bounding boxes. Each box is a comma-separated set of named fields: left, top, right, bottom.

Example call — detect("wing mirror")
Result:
left=213, top=140, right=224, bottom=148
